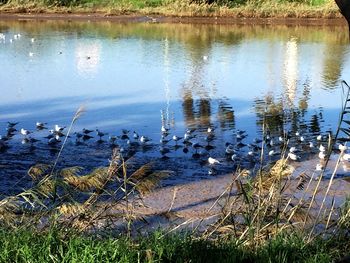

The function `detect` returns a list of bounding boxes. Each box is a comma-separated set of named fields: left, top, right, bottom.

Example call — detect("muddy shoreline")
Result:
left=0, top=12, right=347, bottom=26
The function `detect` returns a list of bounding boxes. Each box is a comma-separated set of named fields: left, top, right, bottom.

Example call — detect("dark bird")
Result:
left=7, top=121, right=19, bottom=128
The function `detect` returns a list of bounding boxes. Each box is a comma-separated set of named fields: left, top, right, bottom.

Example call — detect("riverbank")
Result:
left=0, top=0, right=345, bottom=22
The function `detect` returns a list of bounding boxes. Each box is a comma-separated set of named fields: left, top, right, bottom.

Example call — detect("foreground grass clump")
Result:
left=0, top=0, right=342, bottom=18
left=0, top=228, right=348, bottom=263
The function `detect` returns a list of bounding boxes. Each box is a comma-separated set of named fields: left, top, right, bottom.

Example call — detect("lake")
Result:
left=0, top=20, right=349, bottom=196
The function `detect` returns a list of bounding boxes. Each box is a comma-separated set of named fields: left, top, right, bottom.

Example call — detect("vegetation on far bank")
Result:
left=0, top=0, right=343, bottom=19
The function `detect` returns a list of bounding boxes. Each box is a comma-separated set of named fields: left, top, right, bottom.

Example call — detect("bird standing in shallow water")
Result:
left=208, top=157, right=220, bottom=165
left=20, top=128, right=31, bottom=137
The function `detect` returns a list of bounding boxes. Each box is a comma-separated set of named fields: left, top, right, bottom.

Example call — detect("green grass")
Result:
left=0, top=228, right=348, bottom=263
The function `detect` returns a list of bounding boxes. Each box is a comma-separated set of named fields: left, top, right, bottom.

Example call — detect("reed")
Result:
left=0, top=80, right=349, bottom=261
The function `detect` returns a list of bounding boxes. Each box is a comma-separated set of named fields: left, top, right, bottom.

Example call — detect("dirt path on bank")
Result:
left=0, top=12, right=348, bottom=26
left=105, top=157, right=350, bottom=233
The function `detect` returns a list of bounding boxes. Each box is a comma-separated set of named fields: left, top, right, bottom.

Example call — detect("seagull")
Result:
left=207, top=127, right=214, bottom=134
left=82, top=128, right=93, bottom=134
left=208, top=157, right=220, bottom=165
left=268, top=150, right=278, bottom=156
left=7, top=121, right=19, bottom=128
left=289, top=147, right=298, bottom=153
left=49, top=129, right=65, bottom=137
left=122, top=129, right=129, bottom=135
left=161, top=126, right=169, bottom=134
left=316, top=135, right=322, bottom=141
left=20, top=128, right=31, bottom=137
left=48, top=136, right=61, bottom=146
left=54, top=125, right=66, bottom=132
left=133, top=131, right=139, bottom=140
left=318, top=151, right=326, bottom=160
left=160, top=137, right=171, bottom=144
left=208, top=167, right=217, bottom=175
left=36, top=122, right=47, bottom=130
left=339, top=144, right=348, bottom=152
left=82, top=134, right=93, bottom=141
left=109, top=135, right=118, bottom=145
left=319, top=145, right=326, bottom=152
left=31, top=38, right=35, bottom=43
left=288, top=152, right=300, bottom=161
left=231, top=154, right=240, bottom=162
left=96, top=129, right=107, bottom=140
left=140, top=135, right=151, bottom=144
left=172, top=135, right=182, bottom=145
left=316, top=163, right=324, bottom=171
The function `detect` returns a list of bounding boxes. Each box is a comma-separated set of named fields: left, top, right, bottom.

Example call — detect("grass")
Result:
left=0, top=0, right=343, bottom=18
left=0, top=227, right=348, bottom=262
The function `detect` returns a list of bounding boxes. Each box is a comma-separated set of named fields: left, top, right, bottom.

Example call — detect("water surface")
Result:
left=0, top=20, right=349, bottom=196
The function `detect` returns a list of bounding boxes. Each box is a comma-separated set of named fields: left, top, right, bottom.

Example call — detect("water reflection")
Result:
left=0, top=20, right=349, bottom=195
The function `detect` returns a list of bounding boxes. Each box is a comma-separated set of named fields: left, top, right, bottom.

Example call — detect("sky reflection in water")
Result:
left=0, top=21, right=349, bottom=195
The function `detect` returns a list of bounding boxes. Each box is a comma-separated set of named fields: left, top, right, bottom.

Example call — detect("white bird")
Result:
left=299, top=136, right=305, bottom=142
left=316, top=135, right=322, bottom=141
left=29, top=52, right=34, bottom=57
left=172, top=135, right=182, bottom=144
left=295, top=131, right=300, bottom=136
left=316, top=163, right=324, bottom=171
left=203, top=55, right=208, bottom=61
left=140, top=135, right=151, bottom=144
left=20, top=128, right=31, bottom=136
left=319, top=145, right=326, bottom=152
left=318, top=151, right=326, bottom=160
left=289, top=147, right=297, bottom=153
left=231, top=154, right=239, bottom=161
left=31, top=38, right=35, bottom=43
left=207, top=127, right=214, bottom=133
left=309, top=142, right=314, bottom=148
left=288, top=152, right=300, bottom=161
left=36, top=122, right=47, bottom=129
left=161, top=126, right=169, bottom=133
left=208, top=157, right=220, bottom=165
left=269, top=150, right=279, bottom=156
left=54, top=124, right=65, bottom=132
left=339, top=144, right=348, bottom=152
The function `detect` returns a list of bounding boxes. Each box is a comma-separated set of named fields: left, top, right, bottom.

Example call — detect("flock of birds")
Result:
left=2, top=120, right=350, bottom=175
left=0, top=33, right=38, bottom=57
